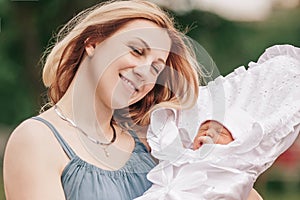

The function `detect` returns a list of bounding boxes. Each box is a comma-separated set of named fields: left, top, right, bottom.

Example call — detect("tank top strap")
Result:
left=128, top=129, right=140, bottom=142
left=32, top=116, right=76, bottom=159
left=128, top=129, right=151, bottom=153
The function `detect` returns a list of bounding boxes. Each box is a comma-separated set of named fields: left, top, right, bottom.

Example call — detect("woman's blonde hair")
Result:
left=42, top=0, right=200, bottom=127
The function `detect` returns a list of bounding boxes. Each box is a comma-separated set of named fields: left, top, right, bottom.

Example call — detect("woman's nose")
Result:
left=132, top=62, right=154, bottom=81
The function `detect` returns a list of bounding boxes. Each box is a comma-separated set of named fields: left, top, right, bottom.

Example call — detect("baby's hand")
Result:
left=193, top=120, right=234, bottom=150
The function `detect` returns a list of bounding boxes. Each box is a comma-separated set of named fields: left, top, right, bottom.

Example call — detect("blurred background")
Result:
left=0, top=0, right=300, bottom=199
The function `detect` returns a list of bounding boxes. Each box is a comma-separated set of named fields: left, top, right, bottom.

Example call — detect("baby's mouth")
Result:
left=199, top=135, right=214, bottom=146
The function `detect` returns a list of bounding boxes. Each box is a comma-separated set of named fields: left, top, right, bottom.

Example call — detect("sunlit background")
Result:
left=0, top=0, right=300, bottom=199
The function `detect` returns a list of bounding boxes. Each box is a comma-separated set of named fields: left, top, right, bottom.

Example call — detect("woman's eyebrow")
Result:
left=135, top=37, right=167, bottom=65
left=135, top=37, right=150, bottom=49
left=156, top=58, right=166, bottom=66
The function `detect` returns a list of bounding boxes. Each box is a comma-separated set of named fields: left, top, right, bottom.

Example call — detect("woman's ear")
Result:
left=84, top=37, right=97, bottom=57
left=85, top=43, right=96, bottom=57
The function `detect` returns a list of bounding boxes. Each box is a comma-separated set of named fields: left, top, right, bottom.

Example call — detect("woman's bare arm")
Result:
left=248, top=189, right=263, bottom=200
left=3, top=119, right=66, bottom=200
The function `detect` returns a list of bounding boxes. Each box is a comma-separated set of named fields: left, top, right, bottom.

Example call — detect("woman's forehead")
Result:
left=109, top=19, right=171, bottom=52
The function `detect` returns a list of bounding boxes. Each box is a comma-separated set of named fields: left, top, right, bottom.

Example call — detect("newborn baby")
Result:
left=135, top=44, right=300, bottom=200
left=193, top=120, right=234, bottom=150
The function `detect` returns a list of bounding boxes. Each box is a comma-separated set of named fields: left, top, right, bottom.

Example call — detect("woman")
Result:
left=3, top=0, right=262, bottom=199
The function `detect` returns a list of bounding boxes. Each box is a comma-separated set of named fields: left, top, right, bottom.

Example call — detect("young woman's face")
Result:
left=86, top=19, right=172, bottom=109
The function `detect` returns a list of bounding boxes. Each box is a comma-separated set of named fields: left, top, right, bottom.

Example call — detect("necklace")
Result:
left=54, top=105, right=116, bottom=157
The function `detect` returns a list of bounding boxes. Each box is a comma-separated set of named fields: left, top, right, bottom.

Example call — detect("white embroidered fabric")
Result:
left=134, top=45, right=300, bottom=200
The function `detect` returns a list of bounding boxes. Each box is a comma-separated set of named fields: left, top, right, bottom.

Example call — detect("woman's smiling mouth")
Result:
left=119, top=73, right=139, bottom=92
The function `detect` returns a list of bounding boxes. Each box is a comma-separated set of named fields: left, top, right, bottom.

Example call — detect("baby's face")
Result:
left=193, top=120, right=234, bottom=150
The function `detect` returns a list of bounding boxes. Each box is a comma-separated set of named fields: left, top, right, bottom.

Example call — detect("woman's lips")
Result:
left=119, top=73, right=139, bottom=92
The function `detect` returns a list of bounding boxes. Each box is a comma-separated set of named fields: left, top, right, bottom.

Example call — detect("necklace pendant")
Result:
left=104, top=149, right=109, bottom=157
left=54, top=105, right=117, bottom=158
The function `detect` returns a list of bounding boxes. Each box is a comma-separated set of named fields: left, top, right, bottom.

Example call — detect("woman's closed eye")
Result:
left=129, top=45, right=144, bottom=56
left=151, top=64, right=160, bottom=74
left=151, top=63, right=163, bottom=74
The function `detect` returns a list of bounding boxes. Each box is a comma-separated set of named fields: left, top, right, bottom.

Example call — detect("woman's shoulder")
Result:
left=4, top=116, right=68, bottom=199
left=4, top=116, right=65, bottom=169
left=7, top=117, right=53, bottom=149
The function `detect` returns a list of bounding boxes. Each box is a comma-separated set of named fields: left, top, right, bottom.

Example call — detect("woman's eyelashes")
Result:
left=151, top=64, right=159, bottom=74
left=129, top=45, right=144, bottom=56
left=151, top=63, right=164, bottom=74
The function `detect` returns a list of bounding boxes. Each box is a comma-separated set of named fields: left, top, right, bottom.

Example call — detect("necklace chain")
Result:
left=53, top=105, right=116, bottom=157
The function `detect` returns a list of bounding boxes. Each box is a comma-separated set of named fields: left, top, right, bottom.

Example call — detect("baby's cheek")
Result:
left=216, top=134, right=234, bottom=145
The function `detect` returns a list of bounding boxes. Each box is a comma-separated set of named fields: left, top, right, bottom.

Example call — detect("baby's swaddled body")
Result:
left=135, top=45, right=300, bottom=200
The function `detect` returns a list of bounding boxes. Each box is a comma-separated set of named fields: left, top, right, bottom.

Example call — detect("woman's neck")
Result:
left=57, top=81, right=114, bottom=136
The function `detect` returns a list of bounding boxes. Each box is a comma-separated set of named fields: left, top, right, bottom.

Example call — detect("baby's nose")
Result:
left=206, top=128, right=218, bottom=139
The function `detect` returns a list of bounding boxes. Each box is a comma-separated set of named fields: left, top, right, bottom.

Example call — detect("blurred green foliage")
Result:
left=0, top=1, right=300, bottom=199
left=0, top=0, right=101, bottom=126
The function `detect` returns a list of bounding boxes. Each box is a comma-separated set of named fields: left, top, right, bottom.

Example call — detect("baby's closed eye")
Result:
left=193, top=120, right=234, bottom=150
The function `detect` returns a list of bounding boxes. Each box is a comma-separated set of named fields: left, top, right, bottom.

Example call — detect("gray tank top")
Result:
left=32, top=117, right=156, bottom=200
